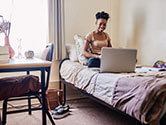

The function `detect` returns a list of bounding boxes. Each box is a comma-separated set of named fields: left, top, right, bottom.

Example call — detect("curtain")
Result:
left=48, top=0, right=66, bottom=60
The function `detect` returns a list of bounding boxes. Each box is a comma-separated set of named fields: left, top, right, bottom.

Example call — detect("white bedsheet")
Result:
left=60, top=60, right=166, bottom=124
left=60, top=60, right=127, bottom=104
left=60, top=60, right=166, bottom=105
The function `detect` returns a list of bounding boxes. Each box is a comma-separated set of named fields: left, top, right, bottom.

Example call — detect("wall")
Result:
left=64, top=0, right=166, bottom=66
left=0, top=0, right=112, bottom=84
left=110, top=0, right=120, bottom=47
left=64, top=0, right=111, bottom=44
left=44, top=0, right=166, bottom=83
left=6, top=0, right=165, bottom=83
left=49, top=0, right=112, bottom=83
left=50, top=60, right=59, bottom=82
left=119, top=0, right=166, bottom=65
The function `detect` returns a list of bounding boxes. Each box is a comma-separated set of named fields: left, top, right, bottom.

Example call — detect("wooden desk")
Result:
left=0, top=58, right=52, bottom=125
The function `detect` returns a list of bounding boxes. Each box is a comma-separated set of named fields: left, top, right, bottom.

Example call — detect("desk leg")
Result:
left=41, top=68, right=46, bottom=125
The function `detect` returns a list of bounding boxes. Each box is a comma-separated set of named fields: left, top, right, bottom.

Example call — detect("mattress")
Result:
left=60, top=60, right=166, bottom=124
left=60, top=60, right=127, bottom=103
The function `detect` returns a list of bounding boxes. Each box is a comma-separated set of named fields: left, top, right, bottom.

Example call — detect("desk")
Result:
left=0, top=58, right=52, bottom=125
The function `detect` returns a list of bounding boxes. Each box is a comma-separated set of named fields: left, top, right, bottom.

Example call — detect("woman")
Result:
left=83, top=11, right=112, bottom=67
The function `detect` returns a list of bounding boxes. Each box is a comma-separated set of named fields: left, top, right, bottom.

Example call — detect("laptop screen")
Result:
left=100, top=47, right=137, bottom=73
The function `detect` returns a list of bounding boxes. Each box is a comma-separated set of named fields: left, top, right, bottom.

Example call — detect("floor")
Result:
left=0, top=85, right=141, bottom=125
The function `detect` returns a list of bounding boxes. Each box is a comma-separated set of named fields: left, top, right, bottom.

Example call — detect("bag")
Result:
left=153, top=60, right=166, bottom=68
left=46, top=89, right=63, bottom=110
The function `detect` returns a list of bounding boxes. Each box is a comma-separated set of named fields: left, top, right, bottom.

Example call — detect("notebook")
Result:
left=100, top=47, right=137, bottom=73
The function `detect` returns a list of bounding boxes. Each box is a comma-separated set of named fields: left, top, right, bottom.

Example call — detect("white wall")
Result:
left=64, top=0, right=166, bottom=66
left=64, top=0, right=111, bottom=44
left=0, top=1, right=112, bottom=83
left=110, top=0, right=120, bottom=47
left=49, top=0, right=112, bottom=82
left=50, top=0, right=166, bottom=82
left=5, top=0, right=166, bottom=82
left=119, top=0, right=166, bottom=65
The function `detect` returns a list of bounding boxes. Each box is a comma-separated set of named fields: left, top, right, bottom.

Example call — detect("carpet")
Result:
left=0, top=87, right=140, bottom=125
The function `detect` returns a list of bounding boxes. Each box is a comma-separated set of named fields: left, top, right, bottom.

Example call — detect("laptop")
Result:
left=100, top=47, right=137, bottom=73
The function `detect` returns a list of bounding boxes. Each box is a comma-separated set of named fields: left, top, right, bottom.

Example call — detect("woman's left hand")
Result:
left=95, top=54, right=101, bottom=59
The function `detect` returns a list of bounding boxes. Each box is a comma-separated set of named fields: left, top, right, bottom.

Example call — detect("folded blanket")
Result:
left=0, top=75, right=40, bottom=100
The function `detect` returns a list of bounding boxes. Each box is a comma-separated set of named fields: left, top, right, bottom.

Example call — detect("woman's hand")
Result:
left=95, top=54, right=101, bottom=59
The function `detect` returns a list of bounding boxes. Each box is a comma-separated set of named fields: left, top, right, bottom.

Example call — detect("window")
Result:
left=0, top=0, right=48, bottom=56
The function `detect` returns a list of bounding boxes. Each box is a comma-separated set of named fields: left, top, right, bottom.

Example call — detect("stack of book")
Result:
left=0, top=46, right=9, bottom=64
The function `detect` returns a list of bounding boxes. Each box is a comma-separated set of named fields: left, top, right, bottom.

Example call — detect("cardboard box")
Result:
left=46, top=89, right=63, bottom=110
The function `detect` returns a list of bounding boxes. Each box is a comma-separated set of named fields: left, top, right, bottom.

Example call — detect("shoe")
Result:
left=52, top=111, right=70, bottom=119
left=52, top=105, right=70, bottom=119
left=51, top=104, right=70, bottom=114
left=51, top=105, right=63, bottom=114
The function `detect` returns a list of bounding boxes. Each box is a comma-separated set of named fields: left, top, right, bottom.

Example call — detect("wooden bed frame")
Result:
left=59, top=58, right=143, bottom=125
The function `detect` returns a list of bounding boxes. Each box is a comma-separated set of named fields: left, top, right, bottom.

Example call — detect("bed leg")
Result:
left=63, top=83, right=66, bottom=105
left=136, top=121, right=142, bottom=125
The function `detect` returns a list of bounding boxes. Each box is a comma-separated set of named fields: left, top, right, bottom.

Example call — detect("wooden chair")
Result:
left=1, top=44, right=55, bottom=125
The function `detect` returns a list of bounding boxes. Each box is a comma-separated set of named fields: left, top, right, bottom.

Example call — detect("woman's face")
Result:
left=96, top=18, right=107, bottom=33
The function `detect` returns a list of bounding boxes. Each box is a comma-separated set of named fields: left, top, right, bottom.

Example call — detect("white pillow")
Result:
left=74, top=34, right=88, bottom=65
left=40, top=47, right=50, bottom=60
left=66, top=44, right=78, bottom=62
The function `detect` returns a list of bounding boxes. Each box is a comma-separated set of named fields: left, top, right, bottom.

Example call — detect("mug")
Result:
left=25, top=50, right=34, bottom=58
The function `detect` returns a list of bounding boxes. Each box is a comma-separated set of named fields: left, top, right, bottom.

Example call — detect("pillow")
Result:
left=66, top=44, right=78, bottom=62
left=74, top=34, right=88, bottom=65
left=40, top=47, right=50, bottom=61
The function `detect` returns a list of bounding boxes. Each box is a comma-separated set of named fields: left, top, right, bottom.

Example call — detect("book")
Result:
left=0, top=54, right=9, bottom=60
left=0, top=47, right=10, bottom=64
left=0, top=59, right=9, bottom=64
left=0, top=46, right=9, bottom=55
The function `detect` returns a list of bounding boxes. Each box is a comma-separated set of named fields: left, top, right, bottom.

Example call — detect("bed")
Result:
left=59, top=58, right=166, bottom=125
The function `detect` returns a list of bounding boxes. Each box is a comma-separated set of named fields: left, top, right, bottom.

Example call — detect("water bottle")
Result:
left=17, top=38, right=22, bottom=59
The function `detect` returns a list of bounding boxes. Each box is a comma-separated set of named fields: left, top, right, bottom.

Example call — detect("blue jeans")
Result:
left=88, top=57, right=100, bottom=68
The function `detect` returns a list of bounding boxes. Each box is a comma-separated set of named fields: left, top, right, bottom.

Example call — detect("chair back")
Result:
left=41, top=43, right=54, bottom=61
left=43, top=43, right=54, bottom=90
left=46, top=44, right=54, bottom=61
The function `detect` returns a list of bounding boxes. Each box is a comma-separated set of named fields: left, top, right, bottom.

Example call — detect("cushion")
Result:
left=74, top=34, right=88, bottom=65
left=66, top=44, right=78, bottom=62
left=0, top=75, right=40, bottom=100
left=40, top=47, right=51, bottom=61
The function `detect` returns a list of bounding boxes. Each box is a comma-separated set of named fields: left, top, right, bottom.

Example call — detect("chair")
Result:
left=1, top=43, right=55, bottom=125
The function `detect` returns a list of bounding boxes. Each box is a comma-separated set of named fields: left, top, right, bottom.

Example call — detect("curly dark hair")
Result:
left=95, top=11, right=110, bottom=20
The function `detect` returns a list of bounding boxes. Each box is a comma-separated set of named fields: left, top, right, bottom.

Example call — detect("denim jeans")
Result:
left=88, top=57, right=100, bottom=68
